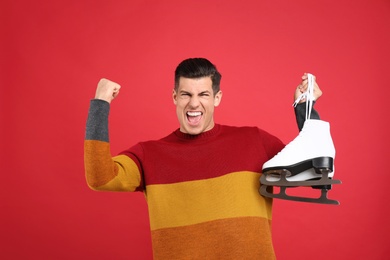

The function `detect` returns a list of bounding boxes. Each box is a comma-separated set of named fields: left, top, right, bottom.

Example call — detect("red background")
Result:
left=1, top=0, right=389, bottom=259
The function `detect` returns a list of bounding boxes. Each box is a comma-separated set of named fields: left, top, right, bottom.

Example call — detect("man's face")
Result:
left=173, top=76, right=222, bottom=135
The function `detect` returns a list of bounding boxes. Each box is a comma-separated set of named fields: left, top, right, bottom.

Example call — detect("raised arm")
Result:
left=294, top=73, right=322, bottom=131
left=84, top=79, right=142, bottom=192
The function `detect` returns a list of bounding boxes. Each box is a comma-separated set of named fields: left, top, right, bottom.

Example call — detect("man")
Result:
left=84, top=58, right=322, bottom=259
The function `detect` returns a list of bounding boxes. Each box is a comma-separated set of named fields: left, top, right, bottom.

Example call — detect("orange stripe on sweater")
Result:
left=151, top=216, right=275, bottom=260
left=84, top=140, right=141, bottom=191
left=84, top=140, right=118, bottom=188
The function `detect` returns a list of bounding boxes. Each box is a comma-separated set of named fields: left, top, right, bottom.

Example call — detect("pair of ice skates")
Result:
left=260, top=74, right=341, bottom=205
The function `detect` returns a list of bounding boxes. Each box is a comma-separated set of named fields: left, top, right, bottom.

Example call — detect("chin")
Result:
left=183, top=125, right=204, bottom=135
left=186, top=129, right=202, bottom=135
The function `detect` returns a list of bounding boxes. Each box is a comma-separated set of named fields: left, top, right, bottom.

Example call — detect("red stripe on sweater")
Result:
left=120, top=125, right=284, bottom=185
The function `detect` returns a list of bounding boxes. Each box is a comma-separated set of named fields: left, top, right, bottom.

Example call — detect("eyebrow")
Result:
left=199, top=91, right=211, bottom=95
left=179, top=90, right=191, bottom=95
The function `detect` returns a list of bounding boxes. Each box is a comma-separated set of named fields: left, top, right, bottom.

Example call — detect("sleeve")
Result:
left=294, top=101, right=321, bottom=131
left=84, top=99, right=142, bottom=192
left=256, top=128, right=285, bottom=160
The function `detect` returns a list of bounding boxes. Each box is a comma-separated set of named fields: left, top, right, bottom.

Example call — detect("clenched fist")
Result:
left=95, top=78, right=121, bottom=104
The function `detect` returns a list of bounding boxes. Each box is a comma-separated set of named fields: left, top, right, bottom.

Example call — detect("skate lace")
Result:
left=272, top=74, right=315, bottom=156
left=293, top=73, right=315, bottom=121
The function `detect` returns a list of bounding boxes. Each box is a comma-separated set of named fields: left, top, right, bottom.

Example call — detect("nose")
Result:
left=188, top=96, right=200, bottom=108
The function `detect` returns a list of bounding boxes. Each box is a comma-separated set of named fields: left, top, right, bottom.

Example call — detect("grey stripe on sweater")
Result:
left=85, top=99, right=110, bottom=142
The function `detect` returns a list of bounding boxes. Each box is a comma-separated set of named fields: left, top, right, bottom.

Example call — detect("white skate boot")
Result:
left=259, top=74, right=341, bottom=205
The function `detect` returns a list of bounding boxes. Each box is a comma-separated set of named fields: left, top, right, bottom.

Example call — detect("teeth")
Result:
left=187, top=111, right=202, bottom=117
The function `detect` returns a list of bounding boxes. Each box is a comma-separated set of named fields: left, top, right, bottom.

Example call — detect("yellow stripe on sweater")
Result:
left=96, top=155, right=141, bottom=191
left=146, top=171, right=272, bottom=230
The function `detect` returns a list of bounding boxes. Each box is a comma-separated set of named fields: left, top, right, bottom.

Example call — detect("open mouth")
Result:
left=186, top=111, right=203, bottom=125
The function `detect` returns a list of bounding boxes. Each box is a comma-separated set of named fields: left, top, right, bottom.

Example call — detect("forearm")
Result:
left=294, top=102, right=320, bottom=131
left=84, top=99, right=141, bottom=191
left=84, top=99, right=116, bottom=190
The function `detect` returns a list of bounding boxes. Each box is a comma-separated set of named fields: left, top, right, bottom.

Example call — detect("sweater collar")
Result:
left=174, top=124, right=221, bottom=140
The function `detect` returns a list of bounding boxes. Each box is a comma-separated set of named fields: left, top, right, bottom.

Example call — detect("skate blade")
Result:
left=260, top=169, right=342, bottom=187
left=259, top=185, right=340, bottom=205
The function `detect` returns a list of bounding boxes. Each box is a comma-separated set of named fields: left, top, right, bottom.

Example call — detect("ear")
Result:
left=214, top=90, right=223, bottom=107
left=172, top=89, right=177, bottom=105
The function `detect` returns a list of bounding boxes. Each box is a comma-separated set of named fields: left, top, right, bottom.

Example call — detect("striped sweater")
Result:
left=85, top=99, right=285, bottom=259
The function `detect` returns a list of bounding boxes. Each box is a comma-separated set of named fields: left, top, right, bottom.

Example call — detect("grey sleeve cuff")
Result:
left=85, top=99, right=110, bottom=142
left=294, top=102, right=321, bottom=131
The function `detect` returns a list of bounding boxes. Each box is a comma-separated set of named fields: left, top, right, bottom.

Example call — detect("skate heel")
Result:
left=312, top=184, right=332, bottom=190
left=312, top=157, right=333, bottom=172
